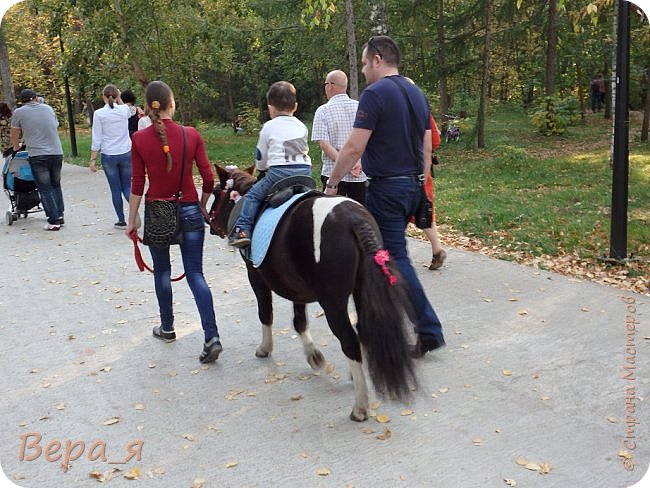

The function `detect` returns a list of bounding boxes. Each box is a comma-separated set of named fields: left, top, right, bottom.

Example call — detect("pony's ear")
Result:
left=244, top=164, right=256, bottom=176
left=215, top=164, right=229, bottom=187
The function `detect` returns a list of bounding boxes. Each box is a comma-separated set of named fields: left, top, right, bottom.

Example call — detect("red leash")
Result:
left=130, top=232, right=185, bottom=282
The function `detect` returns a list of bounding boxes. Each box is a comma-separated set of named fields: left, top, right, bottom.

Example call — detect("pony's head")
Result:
left=207, top=164, right=256, bottom=238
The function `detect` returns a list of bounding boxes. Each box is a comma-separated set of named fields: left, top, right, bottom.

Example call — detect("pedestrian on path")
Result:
left=325, top=35, right=445, bottom=357
left=89, top=84, right=133, bottom=229
left=10, top=88, right=65, bottom=231
left=126, top=80, right=223, bottom=364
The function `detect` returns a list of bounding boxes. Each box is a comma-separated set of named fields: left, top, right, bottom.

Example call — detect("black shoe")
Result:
left=199, top=337, right=223, bottom=363
left=56, top=217, right=65, bottom=226
left=228, top=227, right=251, bottom=248
left=411, top=334, right=445, bottom=358
left=114, top=221, right=127, bottom=229
left=152, top=326, right=176, bottom=343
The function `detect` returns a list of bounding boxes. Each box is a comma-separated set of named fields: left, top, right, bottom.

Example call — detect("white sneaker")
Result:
left=44, top=223, right=60, bottom=231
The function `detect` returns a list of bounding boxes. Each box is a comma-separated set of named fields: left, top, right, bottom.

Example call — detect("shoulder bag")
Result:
left=142, top=126, right=187, bottom=248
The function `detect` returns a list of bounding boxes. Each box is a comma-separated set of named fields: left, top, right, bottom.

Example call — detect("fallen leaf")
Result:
left=360, top=427, right=376, bottom=434
left=135, top=403, right=145, bottom=410
left=99, top=367, right=112, bottom=373
left=618, top=449, right=633, bottom=459
left=472, top=437, right=483, bottom=446
left=504, top=479, right=517, bottom=486
left=300, top=452, right=309, bottom=458
left=518, top=309, right=528, bottom=315
left=225, top=461, right=238, bottom=468
left=102, top=417, right=120, bottom=426
left=607, top=416, right=619, bottom=423
left=376, top=427, right=391, bottom=440
left=123, top=467, right=141, bottom=480
left=12, top=473, right=25, bottom=480
left=183, top=433, right=194, bottom=441
left=192, top=479, right=206, bottom=488
left=375, top=415, right=390, bottom=423
left=524, top=462, right=541, bottom=471
left=324, top=362, right=335, bottom=374
left=439, top=387, right=449, bottom=393
left=168, top=371, right=177, bottom=377
left=400, top=409, right=414, bottom=416
left=502, top=369, right=513, bottom=376
left=515, top=457, right=528, bottom=466
left=317, top=467, right=331, bottom=476
left=509, top=297, right=519, bottom=302
left=55, top=403, right=65, bottom=410
left=370, top=400, right=381, bottom=410
left=148, top=363, right=156, bottom=369
left=290, top=395, right=303, bottom=401
left=539, top=463, right=551, bottom=474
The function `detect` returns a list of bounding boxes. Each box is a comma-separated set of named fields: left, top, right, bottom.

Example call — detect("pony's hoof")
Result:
left=349, top=409, right=368, bottom=422
left=307, top=349, right=325, bottom=369
left=255, top=348, right=270, bottom=358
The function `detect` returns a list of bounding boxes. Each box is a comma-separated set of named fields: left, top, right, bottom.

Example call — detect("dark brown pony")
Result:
left=208, top=165, right=417, bottom=421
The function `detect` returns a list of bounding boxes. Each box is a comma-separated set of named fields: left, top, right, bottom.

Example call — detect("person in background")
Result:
left=311, top=69, right=366, bottom=204
left=0, top=102, right=13, bottom=156
left=89, top=84, right=133, bottom=228
left=126, top=80, right=223, bottom=364
left=120, top=89, right=144, bottom=138
left=423, top=114, right=446, bottom=270
left=228, top=81, right=311, bottom=248
left=10, top=89, right=65, bottom=230
left=325, top=35, right=445, bottom=358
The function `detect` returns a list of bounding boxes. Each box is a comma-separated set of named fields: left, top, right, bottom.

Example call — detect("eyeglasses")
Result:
left=367, top=36, right=383, bottom=59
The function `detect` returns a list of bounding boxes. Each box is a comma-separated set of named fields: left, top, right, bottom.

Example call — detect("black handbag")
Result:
left=142, top=127, right=187, bottom=248
left=387, top=77, right=433, bottom=229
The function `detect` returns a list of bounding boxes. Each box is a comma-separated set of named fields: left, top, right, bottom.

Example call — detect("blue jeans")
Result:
left=235, top=165, right=312, bottom=231
left=366, top=176, right=444, bottom=343
left=28, top=155, right=64, bottom=224
left=101, top=152, right=132, bottom=222
left=148, top=203, right=219, bottom=342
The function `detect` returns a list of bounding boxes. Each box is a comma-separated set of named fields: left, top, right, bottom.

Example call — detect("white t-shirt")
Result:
left=91, top=103, right=131, bottom=155
left=255, top=115, right=311, bottom=171
left=138, top=116, right=152, bottom=131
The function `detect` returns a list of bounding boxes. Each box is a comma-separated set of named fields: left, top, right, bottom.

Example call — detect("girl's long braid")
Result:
left=149, top=104, right=173, bottom=172
left=145, top=81, right=174, bottom=173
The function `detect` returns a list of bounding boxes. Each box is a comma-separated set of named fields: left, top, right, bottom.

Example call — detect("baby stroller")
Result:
left=3, top=151, right=42, bottom=225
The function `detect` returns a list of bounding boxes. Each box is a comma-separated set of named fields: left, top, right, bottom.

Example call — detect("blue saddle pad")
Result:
left=250, top=192, right=307, bottom=268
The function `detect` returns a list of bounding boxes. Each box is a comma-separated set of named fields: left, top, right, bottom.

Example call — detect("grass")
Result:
left=59, top=108, right=649, bottom=272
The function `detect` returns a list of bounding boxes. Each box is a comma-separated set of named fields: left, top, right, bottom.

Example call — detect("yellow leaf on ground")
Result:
left=102, top=417, right=120, bottom=426
left=225, top=461, right=238, bottom=468
left=55, top=403, right=65, bottom=410
left=317, top=467, right=331, bottom=476
left=134, top=403, right=144, bottom=410
left=504, top=479, right=517, bottom=486
left=502, top=369, right=513, bottom=376
left=472, top=438, right=483, bottom=446
left=375, top=415, right=390, bottom=423
left=515, top=457, right=528, bottom=466
left=400, top=409, right=414, bottom=416
left=524, top=462, right=541, bottom=471
left=290, top=395, right=303, bottom=401
left=376, top=427, right=392, bottom=440
left=192, top=479, right=206, bottom=488
left=124, top=467, right=141, bottom=480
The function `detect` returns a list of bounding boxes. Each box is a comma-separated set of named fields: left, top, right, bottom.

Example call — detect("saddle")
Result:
left=227, top=175, right=317, bottom=236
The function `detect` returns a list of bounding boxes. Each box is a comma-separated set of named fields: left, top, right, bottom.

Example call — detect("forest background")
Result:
left=0, top=0, right=648, bottom=293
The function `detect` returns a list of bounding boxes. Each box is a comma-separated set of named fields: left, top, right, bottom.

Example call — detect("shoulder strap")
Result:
left=386, top=76, right=423, bottom=174
left=176, top=126, right=187, bottom=199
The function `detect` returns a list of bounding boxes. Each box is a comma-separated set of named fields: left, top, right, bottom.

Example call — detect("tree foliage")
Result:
left=0, top=0, right=647, bottom=138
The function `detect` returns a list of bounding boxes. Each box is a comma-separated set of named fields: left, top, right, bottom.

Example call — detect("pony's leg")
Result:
left=320, top=300, right=368, bottom=421
left=293, top=303, right=325, bottom=369
left=247, top=265, right=273, bottom=358
left=347, top=359, right=369, bottom=422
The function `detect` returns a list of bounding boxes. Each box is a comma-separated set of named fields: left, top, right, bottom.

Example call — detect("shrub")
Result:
left=530, top=96, right=568, bottom=135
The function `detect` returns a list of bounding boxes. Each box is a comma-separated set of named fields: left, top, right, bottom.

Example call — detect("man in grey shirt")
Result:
left=11, top=89, right=65, bottom=230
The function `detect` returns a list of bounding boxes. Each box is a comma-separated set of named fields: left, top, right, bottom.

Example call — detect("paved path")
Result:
left=0, top=163, right=648, bottom=487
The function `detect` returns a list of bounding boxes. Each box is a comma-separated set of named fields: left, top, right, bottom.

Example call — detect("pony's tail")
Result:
left=355, top=246, right=418, bottom=400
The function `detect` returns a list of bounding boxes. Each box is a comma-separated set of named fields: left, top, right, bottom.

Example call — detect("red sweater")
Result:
left=131, top=120, right=214, bottom=202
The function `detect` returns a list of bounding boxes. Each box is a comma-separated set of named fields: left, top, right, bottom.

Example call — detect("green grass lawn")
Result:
left=59, top=109, right=649, bottom=271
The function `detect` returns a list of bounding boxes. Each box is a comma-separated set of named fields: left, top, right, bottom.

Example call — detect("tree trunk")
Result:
left=545, top=0, right=557, bottom=96
left=345, top=0, right=359, bottom=99
left=113, top=0, right=148, bottom=87
left=576, top=61, right=585, bottom=121
left=642, top=64, right=650, bottom=142
left=603, top=60, right=612, bottom=119
left=436, top=0, right=449, bottom=117
left=477, top=0, right=492, bottom=149
left=369, top=0, right=387, bottom=35
left=0, top=25, right=15, bottom=108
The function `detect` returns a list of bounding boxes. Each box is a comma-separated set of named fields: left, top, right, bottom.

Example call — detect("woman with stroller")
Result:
left=89, top=84, right=133, bottom=228
left=125, top=80, right=223, bottom=364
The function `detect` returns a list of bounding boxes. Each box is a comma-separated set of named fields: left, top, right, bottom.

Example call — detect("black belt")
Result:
left=367, top=174, right=424, bottom=182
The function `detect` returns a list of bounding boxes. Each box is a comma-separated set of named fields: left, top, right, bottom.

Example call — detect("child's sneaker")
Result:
left=228, top=227, right=251, bottom=248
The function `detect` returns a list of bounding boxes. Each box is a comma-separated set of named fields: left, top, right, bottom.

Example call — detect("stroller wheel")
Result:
left=5, top=210, right=13, bottom=226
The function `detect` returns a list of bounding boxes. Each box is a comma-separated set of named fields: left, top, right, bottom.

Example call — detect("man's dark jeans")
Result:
left=366, top=176, right=444, bottom=344
left=28, top=155, right=64, bottom=224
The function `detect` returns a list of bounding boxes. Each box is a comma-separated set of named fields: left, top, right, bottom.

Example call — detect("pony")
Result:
left=208, top=165, right=417, bottom=421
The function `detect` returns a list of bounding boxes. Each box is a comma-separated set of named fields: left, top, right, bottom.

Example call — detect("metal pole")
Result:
left=609, top=0, right=630, bottom=261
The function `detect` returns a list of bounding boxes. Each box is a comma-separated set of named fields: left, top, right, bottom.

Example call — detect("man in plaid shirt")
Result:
left=312, top=70, right=367, bottom=204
